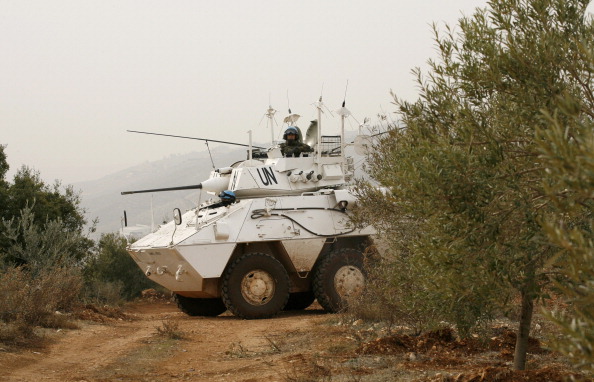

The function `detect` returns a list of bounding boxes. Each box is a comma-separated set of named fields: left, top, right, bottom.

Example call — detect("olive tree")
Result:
left=1, top=206, right=91, bottom=275
left=0, top=161, right=92, bottom=264
left=357, top=0, right=594, bottom=370
left=538, top=91, right=594, bottom=370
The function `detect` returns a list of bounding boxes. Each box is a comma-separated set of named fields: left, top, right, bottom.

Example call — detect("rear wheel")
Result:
left=174, top=294, right=227, bottom=317
left=313, top=248, right=366, bottom=313
left=283, top=291, right=316, bottom=311
left=221, top=253, right=290, bottom=319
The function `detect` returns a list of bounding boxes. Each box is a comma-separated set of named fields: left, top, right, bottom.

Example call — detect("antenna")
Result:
left=315, top=96, right=323, bottom=158
left=265, top=105, right=277, bottom=145
left=287, top=90, right=291, bottom=114
left=283, top=91, right=301, bottom=127
left=248, top=130, right=253, bottom=160
left=314, top=83, right=334, bottom=118
left=150, top=195, right=155, bottom=233
left=126, top=130, right=266, bottom=149
left=360, top=117, right=370, bottom=135
left=120, top=210, right=127, bottom=239
left=336, top=81, right=352, bottom=159
left=205, top=141, right=216, bottom=169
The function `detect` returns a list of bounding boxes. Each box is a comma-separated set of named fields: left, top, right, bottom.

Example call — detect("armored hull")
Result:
left=124, top=101, right=376, bottom=318
left=128, top=186, right=375, bottom=318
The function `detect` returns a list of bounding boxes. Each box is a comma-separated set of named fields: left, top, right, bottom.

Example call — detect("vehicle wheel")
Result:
left=221, top=253, right=290, bottom=319
left=313, top=248, right=366, bottom=313
left=174, top=294, right=227, bottom=317
left=283, top=291, right=316, bottom=311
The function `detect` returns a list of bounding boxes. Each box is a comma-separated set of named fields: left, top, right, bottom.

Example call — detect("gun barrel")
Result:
left=121, top=184, right=202, bottom=195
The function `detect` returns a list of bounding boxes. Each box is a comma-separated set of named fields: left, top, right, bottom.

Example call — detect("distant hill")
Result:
left=74, top=147, right=248, bottom=238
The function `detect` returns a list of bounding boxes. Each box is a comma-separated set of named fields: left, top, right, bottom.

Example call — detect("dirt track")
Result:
left=0, top=299, right=586, bottom=382
left=0, top=300, right=341, bottom=381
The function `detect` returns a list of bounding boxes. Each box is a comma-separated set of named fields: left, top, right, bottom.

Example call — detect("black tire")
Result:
left=174, top=294, right=227, bottom=317
left=283, top=291, right=316, bottom=311
left=313, top=248, right=366, bottom=313
left=221, top=253, right=290, bottom=319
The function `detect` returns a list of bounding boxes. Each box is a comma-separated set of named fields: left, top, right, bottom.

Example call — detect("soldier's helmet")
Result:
left=283, top=126, right=299, bottom=140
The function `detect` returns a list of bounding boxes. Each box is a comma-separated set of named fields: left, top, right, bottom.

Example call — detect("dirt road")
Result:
left=0, top=300, right=360, bottom=382
left=0, top=299, right=585, bottom=381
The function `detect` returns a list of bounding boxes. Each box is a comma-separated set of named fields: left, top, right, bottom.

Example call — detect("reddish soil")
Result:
left=0, top=299, right=587, bottom=381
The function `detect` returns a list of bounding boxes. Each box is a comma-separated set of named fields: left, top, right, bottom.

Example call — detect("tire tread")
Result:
left=312, top=247, right=365, bottom=313
left=221, top=252, right=289, bottom=319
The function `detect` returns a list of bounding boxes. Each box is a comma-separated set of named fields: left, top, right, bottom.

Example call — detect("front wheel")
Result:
left=174, top=294, right=227, bottom=317
left=221, top=253, right=290, bottom=319
left=313, top=248, right=366, bottom=313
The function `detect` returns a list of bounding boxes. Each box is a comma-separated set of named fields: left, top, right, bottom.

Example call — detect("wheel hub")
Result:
left=241, top=270, right=275, bottom=305
left=334, top=265, right=364, bottom=298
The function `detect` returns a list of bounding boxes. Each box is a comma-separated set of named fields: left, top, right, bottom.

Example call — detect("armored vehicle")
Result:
left=122, top=100, right=375, bottom=319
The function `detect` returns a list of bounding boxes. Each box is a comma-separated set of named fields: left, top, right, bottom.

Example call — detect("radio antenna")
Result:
left=265, top=105, right=277, bottom=144
left=126, top=130, right=265, bottom=149
left=314, top=83, right=333, bottom=117
left=205, top=141, right=216, bottom=169
left=286, top=89, right=291, bottom=114
left=283, top=90, right=301, bottom=127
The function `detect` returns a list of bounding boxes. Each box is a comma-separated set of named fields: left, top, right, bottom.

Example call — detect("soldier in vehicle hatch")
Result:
left=280, top=126, right=313, bottom=157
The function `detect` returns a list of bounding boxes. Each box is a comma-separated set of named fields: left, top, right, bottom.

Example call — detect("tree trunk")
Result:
left=513, top=290, right=534, bottom=370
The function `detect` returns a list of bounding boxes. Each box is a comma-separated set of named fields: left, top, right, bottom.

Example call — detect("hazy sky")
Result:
left=1, top=0, right=491, bottom=184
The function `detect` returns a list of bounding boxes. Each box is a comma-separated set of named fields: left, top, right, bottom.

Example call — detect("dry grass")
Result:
left=154, top=319, right=185, bottom=340
left=0, top=266, right=83, bottom=347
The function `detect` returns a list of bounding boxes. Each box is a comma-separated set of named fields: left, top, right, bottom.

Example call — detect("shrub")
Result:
left=82, top=279, right=125, bottom=306
left=0, top=265, right=83, bottom=344
left=155, top=320, right=185, bottom=340
left=83, top=233, right=159, bottom=301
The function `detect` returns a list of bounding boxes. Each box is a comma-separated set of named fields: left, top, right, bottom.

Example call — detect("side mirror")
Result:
left=173, top=208, right=182, bottom=225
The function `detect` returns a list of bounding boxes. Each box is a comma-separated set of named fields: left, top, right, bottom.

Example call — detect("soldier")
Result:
left=280, top=126, right=313, bottom=157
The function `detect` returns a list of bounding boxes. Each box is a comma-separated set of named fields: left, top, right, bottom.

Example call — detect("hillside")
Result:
left=74, top=147, right=248, bottom=237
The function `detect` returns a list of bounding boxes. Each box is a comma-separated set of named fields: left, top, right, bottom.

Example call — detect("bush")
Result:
left=0, top=155, right=93, bottom=347
left=83, top=233, right=159, bottom=301
left=155, top=320, right=185, bottom=340
left=0, top=265, right=83, bottom=344
left=0, top=321, right=35, bottom=346
left=82, top=279, right=125, bottom=306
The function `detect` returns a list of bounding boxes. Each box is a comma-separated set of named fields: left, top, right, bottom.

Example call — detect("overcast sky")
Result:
left=1, top=0, right=493, bottom=184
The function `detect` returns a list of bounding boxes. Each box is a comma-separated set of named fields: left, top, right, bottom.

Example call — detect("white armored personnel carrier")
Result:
left=122, top=100, right=375, bottom=319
